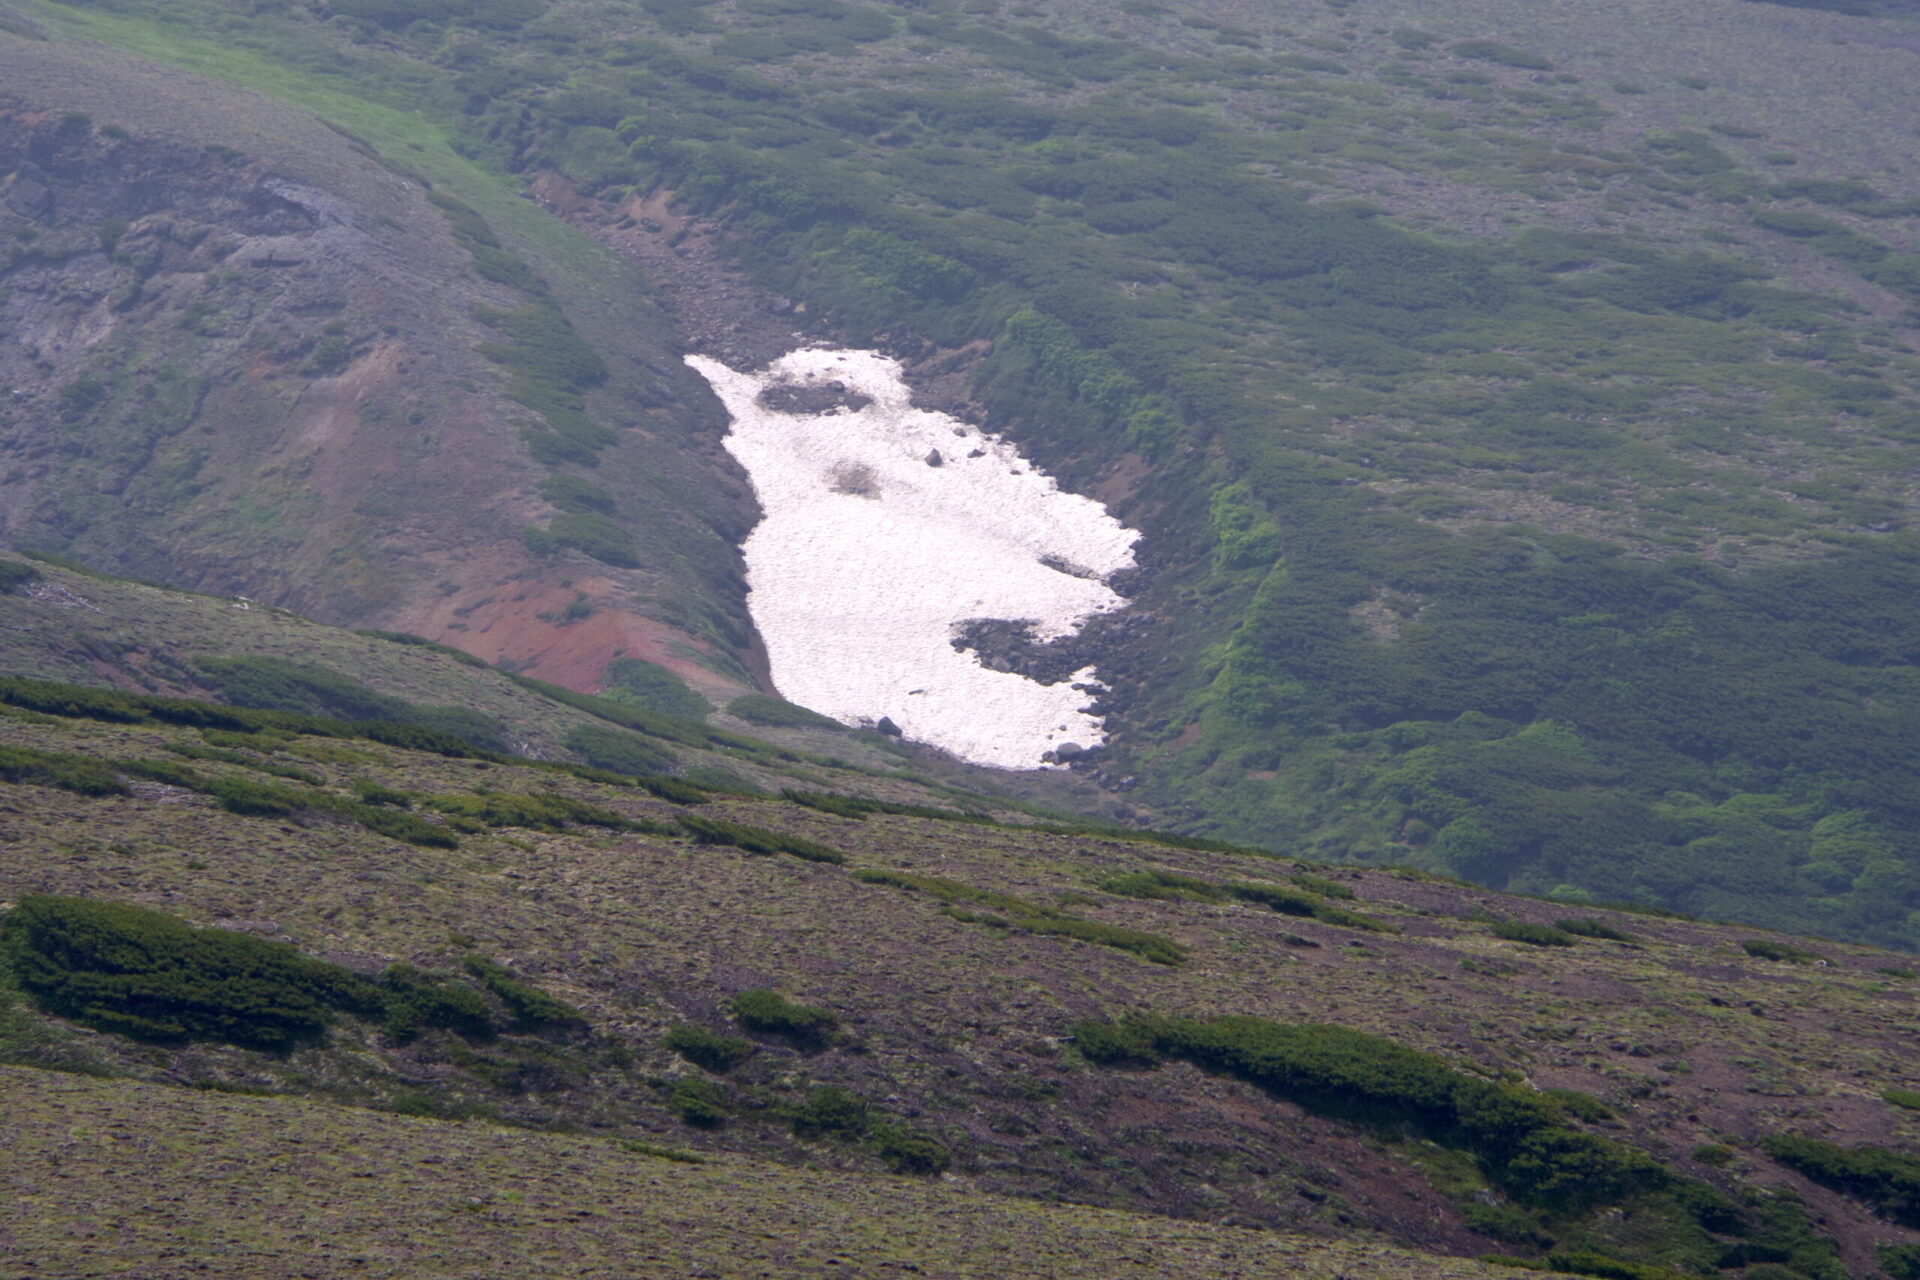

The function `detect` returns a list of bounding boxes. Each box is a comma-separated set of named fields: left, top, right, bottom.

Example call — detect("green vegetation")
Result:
left=194, top=656, right=510, bottom=753
left=1010, top=912, right=1188, bottom=966
left=0, top=892, right=601, bottom=1059
left=8, top=3, right=1920, bottom=1270
left=0, top=558, right=40, bottom=593
left=424, top=789, right=638, bottom=834
left=164, top=741, right=323, bottom=784
left=1883, top=1244, right=1920, bottom=1280
left=2, top=895, right=379, bottom=1050
left=12, top=0, right=1920, bottom=958
left=1762, top=1135, right=1920, bottom=1227
left=0, top=744, right=127, bottom=796
left=1554, top=918, right=1637, bottom=943
left=781, top=789, right=873, bottom=820
left=786, top=1083, right=868, bottom=1139
left=727, top=694, right=844, bottom=730
left=869, top=1121, right=952, bottom=1176
left=1741, top=939, right=1818, bottom=963
left=666, top=1076, right=730, bottom=1126
left=1291, top=874, right=1356, bottom=901
left=170, top=768, right=462, bottom=848
left=598, top=659, right=709, bottom=721
left=730, top=988, right=839, bottom=1046
left=1100, top=869, right=1222, bottom=901
left=461, top=956, right=587, bottom=1036
left=1490, top=920, right=1578, bottom=948
left=1100, top=868, right=1391, bottom=933
left=677, top=814, right=846, bottom=864
left=1074, top=1013, right=1662, bottom=1208
left=354, top=629, right=492, bottom=669
left=563, top=723, right=680, bottom=777
left=473, top=301, right=618, bottom=476
left=784, top=1084, right=951, bottom=1175
left=0, top=594, right=1893, bottom=1276
left=512, top=676, right=726, bottom=752
left=663, top=1023, right=752, bottom=1072
left=379, top=964, right=496, bottom=1042
left=1451, top=40, right=1554, bottom=70
left=785, top=790, right=988, bottom=824
left=1543, top=1255, right=1686, bottom=1280
left=524, top=511, right=641, bottom=569
left=1884, top=1087, right=1920, bottom=1111
left=855, top=867, right=1187, bottom=964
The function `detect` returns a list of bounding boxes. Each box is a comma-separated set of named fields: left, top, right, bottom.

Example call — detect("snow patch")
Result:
left=688, top=348, right=1138, bottom=770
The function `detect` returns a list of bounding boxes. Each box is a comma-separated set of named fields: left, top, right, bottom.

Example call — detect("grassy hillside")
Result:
left=1, top=0, right=1916, bottom=950
left=4, top=574, right=1920, bottom=1276
left=0, top=1069, right=1551, bottom=1280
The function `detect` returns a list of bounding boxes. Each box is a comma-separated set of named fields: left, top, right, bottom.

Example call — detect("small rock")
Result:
left=925, top=449, right=944, bottom=467
left=875, top=716, right=903, bottom=736
left=1053, top=742, right=1084, bottom=761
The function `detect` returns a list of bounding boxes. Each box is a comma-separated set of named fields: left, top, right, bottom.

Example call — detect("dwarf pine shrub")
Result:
left=1100, top=870, right=1223, bottom=901
left=0, top=558, right=40, bottom=592
left=564, top=723, right=681, bottom=777
left=379, top=964, right=496, bottom=1042
left=1555, top=917, right=1637, bottom=942
left=1763, top=1135, right=1920, bottom=1226
left=787, top=1085, right=869, bottom=1139
left=730, top=695, right=844, bottom=729
left=854, top=868, right=1186, bottom=964
left=1073, top=1012, right=1664, bottom=1209
left=787, top=790, right=987, bottom=823
left=1741, top=938, right=1817, bottom=963
left=2, top=895, right=379, bottom=1050
left=664, top=1022, right=753, bottom=1072
left=780, top=789, right=870, bottom=820
left=462, top=956, right=588, bottom=1036
left=0, top=745, right=127, bottom=796
left=731, top=989, right=839, bottom=1045
left=666, top=1077, right=730, bottom=1127
left=678, top=815, right=845, bottom=864
left=426, top=790, right=633, bottom=833
left=1491, top=920, right=1578, bottom=947
left=870, top=1121, right=951, bottom=1176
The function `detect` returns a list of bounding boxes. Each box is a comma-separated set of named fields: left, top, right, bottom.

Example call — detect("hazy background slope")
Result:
left=1, top=0, right=1918, bottom=944
left=0, top=26, right=765, bottom=703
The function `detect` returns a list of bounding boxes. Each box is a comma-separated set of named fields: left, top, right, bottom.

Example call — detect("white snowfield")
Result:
left=688, top=348, right=1139, bottom=770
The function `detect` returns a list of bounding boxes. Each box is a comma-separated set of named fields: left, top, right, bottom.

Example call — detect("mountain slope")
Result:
left=4, top=569, right=1920, bottom=1277
left=2, top=0, right=1919, bottom=945
left=0, top=26, right=762, bottom=701
left=0, top=1069, right=1544, bottom=1280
